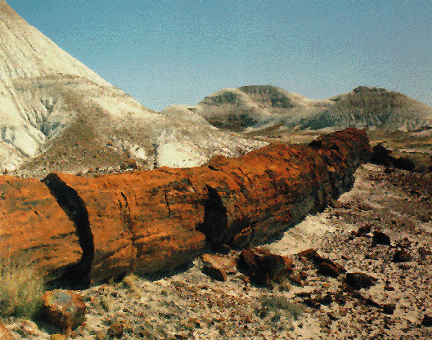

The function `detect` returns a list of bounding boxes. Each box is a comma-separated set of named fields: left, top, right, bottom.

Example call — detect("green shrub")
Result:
left=0, top=258, right=45, bottom=318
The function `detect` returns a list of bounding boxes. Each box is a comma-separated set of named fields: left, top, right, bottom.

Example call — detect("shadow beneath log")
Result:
left=42, top=174, right=94, bottom=290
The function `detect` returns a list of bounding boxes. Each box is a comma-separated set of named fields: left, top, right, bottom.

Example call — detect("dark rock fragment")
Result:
left=392, top=249, right=412, bottom=263
left=418, top=247, right=432, bottom=258
left=107, top=322, right=125, bottom=338
left=201, top=253, right=237, bottom=281
left=296, top=248, right=345, bottom=277
left=372, top=231, right=391, bottom=246
left=382, top=303, right=396, bottom=315
left=304, top=298, right=321, bottom=309
left=317, top=293, right=333, bottom=306
left=356, top=224, right=372, bottom=236
left=238, top=247, right=293, bottom=286
left=42, top=290, right=86, bottom=335
left=345, top=272, right=377, bottom=290
left=365, top=298, right=381, bottom=308
left=370, top=144, right=392, bottom=167
left=421, top=315, right=432, bottom=327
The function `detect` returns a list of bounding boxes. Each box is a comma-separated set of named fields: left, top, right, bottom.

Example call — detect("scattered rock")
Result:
left=370, top=144, right=392, bottom=167
left=419, top=247, right=432, bottom=258
left=289, top=272, right=305, bottom=286
left=42, top=290, right=86, bottom=335
left=365, top=298, right=382, bottom=309
left=319, top=293, right=333, bottom=306
left=202, top=254, right=237, bottom=274
left=107, top=322, right=125, bottom=338
left=333, top=292, right=347, bottom=306
left=421, top=315, right=432, bottom=327
left=304, top=298, right=321, bottom=309
left=345, top=272, right=377, bottom=290
left=372, top=231, right=391, bottom=246
left=18, top=320, right=40, bottom=337
left=297, top=249, right=346, bottom=277
left=202, top=253, right=238, bottom=281
left=382, top=303, right=396, bottom=315
left=392, top=249, right=412, bottom=263
left=356, top=224, right=372, bottom=236
left=238, top=248, right=293, bottom=286
left=327, top=312, right=339, bottom=321
left=398, top=264, right=412, bottom=270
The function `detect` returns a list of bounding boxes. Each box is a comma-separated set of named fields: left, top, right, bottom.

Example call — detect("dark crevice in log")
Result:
left=42, top=173, right=94, bottom=289
left=120, top=191, right=137, bottom=272
left=197, top=185, right=228, bottom=245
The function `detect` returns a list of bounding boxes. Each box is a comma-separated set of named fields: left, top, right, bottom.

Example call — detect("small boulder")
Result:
left=317, top=293, right=333, bottom=306
left=392, top=249, right=412, bottom=263
left=19, top=320, right=41, bottom=337
left=107, top=322, right=125, bottom=338
left=345, top=272, right=377, bottom=290
left=382, top=303, right=396, bottom=315
left=372, top=231, right=391, bottom=246
left=201, top=254, right=237, bottom=281
left=356, top=224, right=371, bottom=236
left=370, top=144, right=392, bottom=166
left=42, top=290, right=86, bottom=334
left=238, top=248, right=293, bottom=286
left=419, top=247, right=432, bottom=259
left=421, top=315, right=432, bottom=327
left=298, top=249, right=345, bottom=277
left=317, top=261, right=344, bottom=277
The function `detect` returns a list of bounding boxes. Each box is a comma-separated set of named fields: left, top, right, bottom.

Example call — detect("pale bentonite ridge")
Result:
left=0, top=1, right=265, bottom=173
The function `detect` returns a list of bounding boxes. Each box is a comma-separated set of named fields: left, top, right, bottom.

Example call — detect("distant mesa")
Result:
left=195, top=85, right=432, bottom=132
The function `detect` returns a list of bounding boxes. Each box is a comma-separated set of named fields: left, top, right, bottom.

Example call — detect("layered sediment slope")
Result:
left=0, top=1, right=264, bottom=173
left=0, top=128, right=371, bottom=287
left=196, top=85, right=432, bottom=132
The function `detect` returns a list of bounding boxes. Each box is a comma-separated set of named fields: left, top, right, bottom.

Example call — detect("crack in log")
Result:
left=163, top=187, right=171, bottom=215
left=120, top=191, right=137, bottom=271
left=42, top=174, right=94, bottom=289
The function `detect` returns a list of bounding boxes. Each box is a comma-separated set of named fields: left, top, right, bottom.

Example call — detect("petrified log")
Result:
left=0, top=176, right=81, bottom=282
left=0, top=128, right=371, bottom=286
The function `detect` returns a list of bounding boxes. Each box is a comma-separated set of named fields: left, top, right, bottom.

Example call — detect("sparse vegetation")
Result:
left=259, top=295, right=305, bottom=319
left=0, top=258, right=45, bottom=318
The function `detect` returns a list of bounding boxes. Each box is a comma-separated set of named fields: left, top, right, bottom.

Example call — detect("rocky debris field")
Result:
left=1, top=163, right=432, bottom=339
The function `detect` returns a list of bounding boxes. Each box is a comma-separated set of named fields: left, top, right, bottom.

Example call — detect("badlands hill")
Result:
left=195, top=85, right=432, bottom=132
left=0, top=1, right=264, bottom=175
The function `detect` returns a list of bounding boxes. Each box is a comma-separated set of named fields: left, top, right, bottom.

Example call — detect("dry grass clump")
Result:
left=0, top=258, right=45, bottom=318
left=259, top=295, right=305, bottom=320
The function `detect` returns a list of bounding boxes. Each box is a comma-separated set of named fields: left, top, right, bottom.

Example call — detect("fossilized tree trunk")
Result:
left=0, top=128, right=371, bottom=287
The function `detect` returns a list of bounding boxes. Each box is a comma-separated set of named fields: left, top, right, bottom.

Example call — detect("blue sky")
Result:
left=8, top=0, right=432, bottom=111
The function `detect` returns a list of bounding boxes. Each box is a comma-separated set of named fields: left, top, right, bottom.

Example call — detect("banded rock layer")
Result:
left=0, top=128, right=371, bottom=287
